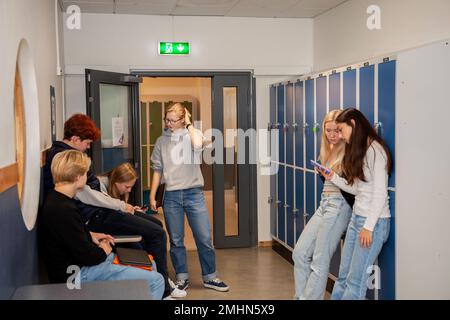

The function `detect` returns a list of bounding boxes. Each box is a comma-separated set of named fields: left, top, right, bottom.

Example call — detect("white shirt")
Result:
left=330, top=141, right=390, bottom=231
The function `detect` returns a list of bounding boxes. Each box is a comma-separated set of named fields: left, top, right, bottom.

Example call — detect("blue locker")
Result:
left=329, top=240, right=342, bottom=279
left=343, top=69, right=357, bottom=108
left=277, top=165, right=285, bottom=242
left=285, top=83, right=294, bottom=165
left=270, top=85, right=277, bottom=237
left=305, top=171, right=315, bottom=222
left=359, top=65, right=375, bottom=125
left=286, top=167, right=295, bottom=248
left=378, top=60, right=396, bottom=188
left=295, top=81, right=304, bottom=168
left=378, top=190, right=396, bottom=300
left=277, top=85, right=285, bottom=164
left=316, top=76, right=327, bottom=159
left=295, top=169, right=305, bottom=241
left=305, top=79, right=315, bottom=170
left=315, top=173, right=324, bottom=210
left=329, top=73, right=341, bottom=110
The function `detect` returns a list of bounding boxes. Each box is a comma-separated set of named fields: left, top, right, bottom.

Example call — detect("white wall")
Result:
left=0, top=0, right=63, bottom=167
left=396, top=40, right=450, bottom=299
left=63, top=13, right=313, bottom=242
left=314, top=0, right=450, bottom=71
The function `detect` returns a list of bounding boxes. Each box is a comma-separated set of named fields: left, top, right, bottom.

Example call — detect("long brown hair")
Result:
left=102, top=162, right=138, bottom=203
left=335, top=108, right=392, bottom=185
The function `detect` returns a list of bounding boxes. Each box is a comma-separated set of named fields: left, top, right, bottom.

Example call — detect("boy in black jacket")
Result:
left=39, top=150, right=164, bottom=299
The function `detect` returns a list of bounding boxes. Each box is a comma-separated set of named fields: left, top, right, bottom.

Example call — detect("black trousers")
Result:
left=88, top=209, right=171, bottom=297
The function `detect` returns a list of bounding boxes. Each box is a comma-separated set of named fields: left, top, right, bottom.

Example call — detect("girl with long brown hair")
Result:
left=318, top=108, right=392, bottom=300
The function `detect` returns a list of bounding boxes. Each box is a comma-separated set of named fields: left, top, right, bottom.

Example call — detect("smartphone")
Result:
left=310, top=160, right=331, bottom=174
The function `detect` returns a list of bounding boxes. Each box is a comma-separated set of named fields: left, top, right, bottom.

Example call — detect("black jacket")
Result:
left=43, top=141, right=100, bottom=194
left=39, top=190, right=107, bottom=283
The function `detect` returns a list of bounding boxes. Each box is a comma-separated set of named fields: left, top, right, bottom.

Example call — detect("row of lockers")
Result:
left=269, top=59, right=396, bottom=299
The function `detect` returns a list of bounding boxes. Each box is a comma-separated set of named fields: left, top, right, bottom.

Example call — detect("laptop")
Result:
left=116, top=247, right=152, bottom=267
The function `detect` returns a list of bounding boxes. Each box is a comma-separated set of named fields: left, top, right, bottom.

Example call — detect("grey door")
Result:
left=85, top=69, right=142, bottom=204
left=212, top=73, right=256, bottom=248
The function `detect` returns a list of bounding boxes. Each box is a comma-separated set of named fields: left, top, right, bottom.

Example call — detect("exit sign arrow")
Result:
left=159, top=42, right=190, bottom=55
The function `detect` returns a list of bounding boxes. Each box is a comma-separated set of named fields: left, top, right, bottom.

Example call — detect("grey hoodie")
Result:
left=151, top=128, right=204, bottom=191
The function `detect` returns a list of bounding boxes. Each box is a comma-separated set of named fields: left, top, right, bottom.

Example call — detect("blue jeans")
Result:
left=163, top=187, right=217, bottom=282
left=331, top=214, right=390, bottom=300
left=80, top=254, right=165, bottom=300
left=292, top=194, right=352, bottom=300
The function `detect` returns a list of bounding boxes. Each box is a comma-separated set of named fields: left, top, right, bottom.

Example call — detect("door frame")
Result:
left=131, top=70, right=258, bottom=247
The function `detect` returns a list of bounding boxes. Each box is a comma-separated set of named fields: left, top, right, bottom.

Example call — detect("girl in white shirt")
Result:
left=318, top=108, right=392, bottom=300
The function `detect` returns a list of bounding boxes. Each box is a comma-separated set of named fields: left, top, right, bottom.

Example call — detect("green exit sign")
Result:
left=159, top=42, right=190, bottom=55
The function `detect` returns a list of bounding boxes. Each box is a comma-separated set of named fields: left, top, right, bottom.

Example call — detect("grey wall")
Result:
left=0, top=186, right=40, bottom=299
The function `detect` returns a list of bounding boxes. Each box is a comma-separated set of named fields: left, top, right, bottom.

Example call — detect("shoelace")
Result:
left=175, top=279, right=186, bottom=286
left=210, top=278, right=223, bottom=284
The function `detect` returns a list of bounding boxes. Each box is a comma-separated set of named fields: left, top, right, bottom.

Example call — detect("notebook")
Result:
left=155, top=183, right=165, bottom=208
left=113, top=235, right=142, bottom=244
left=116, top=247, right=152, bottom=267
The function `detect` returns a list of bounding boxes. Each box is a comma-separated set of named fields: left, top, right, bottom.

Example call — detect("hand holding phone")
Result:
left=310, top=160, right=331, bottom=174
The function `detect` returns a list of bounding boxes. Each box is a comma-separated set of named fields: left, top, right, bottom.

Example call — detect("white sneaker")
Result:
left=171, top=287, right=187, bottom=298
left=163, top=296, right=176, bottom=300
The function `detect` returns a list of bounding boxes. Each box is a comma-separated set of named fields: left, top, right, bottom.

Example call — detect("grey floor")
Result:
left=167, top=247, right=296, bottom=300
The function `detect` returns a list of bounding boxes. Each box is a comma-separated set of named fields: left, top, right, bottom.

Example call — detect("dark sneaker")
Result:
left=173, top=279, right=189, bottom=291
left=203, top=278, right=229, bottom=292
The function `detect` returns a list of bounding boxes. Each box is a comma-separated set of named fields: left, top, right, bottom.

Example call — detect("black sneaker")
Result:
left=203, top=278, right=229, bottom=292
left=174, top=279, right=189, bottom=291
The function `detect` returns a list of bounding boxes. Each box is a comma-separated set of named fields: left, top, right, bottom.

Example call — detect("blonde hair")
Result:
left=319, top=109, right=345, bottom=175
left=165, top=103, right=186, bottom=123
left=51, top=150, right=91, bottom=184
left=103, top=162, right=138, bottom=203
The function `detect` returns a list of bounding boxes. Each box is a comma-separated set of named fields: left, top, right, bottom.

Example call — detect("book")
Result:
left=115, top=247, right=153, bottom=269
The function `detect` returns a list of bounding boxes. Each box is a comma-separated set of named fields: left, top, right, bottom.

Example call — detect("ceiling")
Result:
left=59, top=0, right=348, bottom=18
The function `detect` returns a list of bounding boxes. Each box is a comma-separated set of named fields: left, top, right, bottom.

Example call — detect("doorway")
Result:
left=86, top=70, right=257, bottom=249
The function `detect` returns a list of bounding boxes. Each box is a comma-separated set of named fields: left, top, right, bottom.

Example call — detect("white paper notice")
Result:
left=112, top=117, right=124, bottom=147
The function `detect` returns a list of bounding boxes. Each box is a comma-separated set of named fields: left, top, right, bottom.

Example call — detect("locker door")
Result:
left=286, top=167, right=295, bottom=248
left=305, top=171, right=315, bottom=223
left=295, top=81, right=304, bottom=168
left=285, top=83, right=294, bottom=165
left=378, top=60, right=396, bottom=188
left=329, top=240, right=342, bottom=279
left=378, top=190, right=396, bottom=300
left=295, top=169, right=305, bottom=241
left=343, top=69, right=357, bottom=108
left=277, top=85, right=285, bottom=164
left=359, top=65, right=375, bottom=125
left=316, top=174, right=324, bottom=210
left=270, top=85, right=277, bottom=237
left=329, top=72, right=341, bottom=110
left=315, top=76, right=327, bottom=210
left=277, top=165, right=286, bottom=242
left=315, top=76, right=327, bottom=159
left=305, top=79, right=315, bottom=170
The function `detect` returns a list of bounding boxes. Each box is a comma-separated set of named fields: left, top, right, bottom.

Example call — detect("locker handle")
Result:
left=313, top=123, right=320, bottom=134
left=302, top=122, right=309, bottom=129
left=276, top=200, right=282, bottom=207
left=303, top=213, right=309, bottom=217
left=284, top=204, right=290, bottom=208
left=283, top=123, right=289, bottom=132
left=292, top=123, right=299, bottom=131
left=267, top=196, right=273, bottom=204
left=375, top=122, right=383, bottom=134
